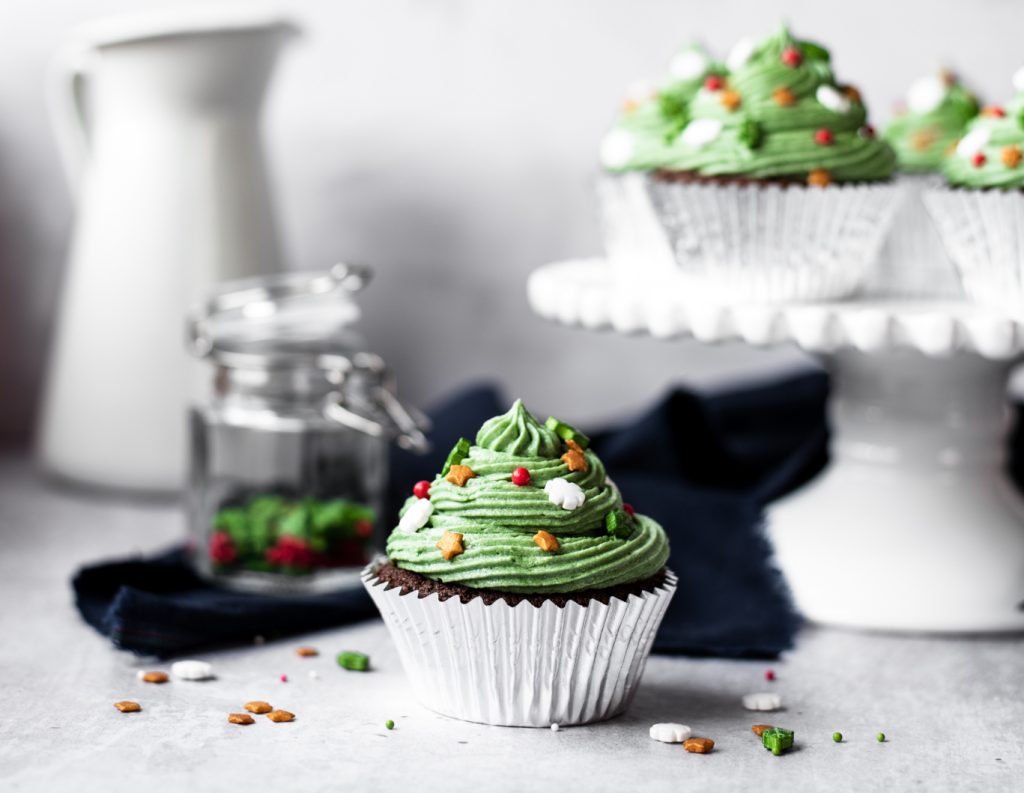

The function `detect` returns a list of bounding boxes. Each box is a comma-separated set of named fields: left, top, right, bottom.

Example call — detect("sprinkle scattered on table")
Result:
left=765, top=669, right=775, bottom=682
left=141, top=671, right=168, bottom=684
left=337, top=651, right=370, bottom=672
left=171, top=660, right=215, bottom=681
left=832, top=732, right=843, bottom=743
left=228, top=713, right=255, bottom=725
left=743, top=692, right=782, bottom=711
left=649, top=723, right=692, bottom=743
left=683, top=737, right=715, bottom=754
left=762, top=727, right=795, bottom=756
left=114, top=701, right=141, bottom=713
left=308, top=670, right=319, bottom=680
left=877, top=732, right=886, bottom=742
left=386, top=719, right=395, bottom=730
left=296, top=646, right=319, bottom=657
left=550, top=723, right=560, bottom=732
left=244, top=701, right=273, bottom=714
left=280, top=674, right=288, bottom=683
left=751, top=724, right=773, bottom=736
left=266, top=709, right=295, bottom=723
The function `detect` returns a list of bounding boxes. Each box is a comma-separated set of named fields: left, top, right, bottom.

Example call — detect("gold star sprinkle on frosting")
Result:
left=561, top=439, right=588, bottom=473
left=807, top=168, right=832, bottom=187
left=436, top=531, right=464, bottom=560
left=533, top=530, right=560, bottom=552
left=445, top=464, right=476, bottom=486
left=772, top=87, right=796, bottom=107
left=720, top=90, right=741, bottom=111
left=1002, top=145, right=1022, bottom=168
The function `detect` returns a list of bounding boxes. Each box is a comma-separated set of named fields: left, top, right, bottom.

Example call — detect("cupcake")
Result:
left=598, top=44, right=720, bottom=283
left=363, top=400, right=675, bottom=727
left=646, top=25, right=901, bottom=303
left=924, top=68, right=1024, bottom=315
left=867, top=70, right=979, bottom=298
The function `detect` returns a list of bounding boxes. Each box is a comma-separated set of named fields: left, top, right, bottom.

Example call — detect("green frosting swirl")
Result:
left=882, top=74, right=979, bottom=172
left=942, top=97, right=1024, bottom=189
left=659, top=25, right=896, bottom=182
left=386, top=400, right=670, bottom=593
left=601, top=44, right=719, bottom=172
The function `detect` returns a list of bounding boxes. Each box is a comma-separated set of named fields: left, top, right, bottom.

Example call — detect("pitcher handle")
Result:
left=46, top=43, right=94, bottom=198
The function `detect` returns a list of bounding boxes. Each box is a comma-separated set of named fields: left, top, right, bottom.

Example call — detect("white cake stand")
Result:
left=529, top=259, right=1024, bottom=633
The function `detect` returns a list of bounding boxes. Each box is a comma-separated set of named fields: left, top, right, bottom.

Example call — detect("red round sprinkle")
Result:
left=412, top=480, right=431, bottom=499
left=765, top=669, right=776, bottom=682
left=622, top=503, right=636, bottom=516
left=984, top=106, right=1006, bottom=118
left=860, top=124, right=876, bottom=139
left=814, top=128, right=834, bottom=146
left=704, top=75, right=724, bottom=92
left=972, top=152, right=987, bottom=167
left=511, top=467, right=531, bottom=486
left=280, top=674, right=288, bottom=683
left=781, top=46, right=803, bottom=68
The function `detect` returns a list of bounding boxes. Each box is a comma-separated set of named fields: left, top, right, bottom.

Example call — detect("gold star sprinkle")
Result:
left=533, top=530, right=560, bottom=552
left=561, top=439, right=588, bottom=473
left=772, top=87, right=796, bottom=107
left=114, top=701, right=141, bottom=713
left=720, top=90, right=741, bottom=111
left=807, top=169, right=832, bottom=187
left=1002, top=145, right=1022, bottom=168
left=910, top=129, right=937, bottom=152
left=843, top=85, right=862, bottom=103
left=436, top=531, right=465, bottom=561
left=445, top=464, right=477, bottom=486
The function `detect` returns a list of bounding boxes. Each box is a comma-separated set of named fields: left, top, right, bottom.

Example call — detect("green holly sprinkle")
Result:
left=337, top=651, right=370, bottom=671
left=832, top=732, right=842, bottom=743
left=605, top=510, right=634, bottom=539
left=386, top=719, right=395, bottom=730
left=544, top=418, right=590, bottom=450
left=739, top=118, right=764, bottom=149
left=441, top=438, right=472, bottom=477
left=762, top=727, right=795, bottom=756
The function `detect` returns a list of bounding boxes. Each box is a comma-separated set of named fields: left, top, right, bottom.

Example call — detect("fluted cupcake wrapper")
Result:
left=646, top=178, right=903, bottom=303
left=362, top=560, right=677, bottom=727
left=924, top=187, right=1024, bottom=317
left=865, top=173, right=964, bottom=299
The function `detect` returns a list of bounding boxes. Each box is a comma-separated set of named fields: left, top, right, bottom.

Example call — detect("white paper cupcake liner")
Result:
left=865, top=173, right=964, bottom=299
left=597, top=172, right=679, bottom=283
left=363, top=561, right=677, bottom=727
left=924, top=187, right=1024, bottom=317
left=646, top=177, right=903, bottom=303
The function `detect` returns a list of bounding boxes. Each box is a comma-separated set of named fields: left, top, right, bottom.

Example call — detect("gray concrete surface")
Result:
left=0, top=456, right=1021, bottom=792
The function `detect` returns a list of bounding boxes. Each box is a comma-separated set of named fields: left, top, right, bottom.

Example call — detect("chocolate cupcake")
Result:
left=925, top=69, right=1024, bottom=315
left=363, top=400, right=675, bottom=727
left=645, top=25, right=901, bottom=302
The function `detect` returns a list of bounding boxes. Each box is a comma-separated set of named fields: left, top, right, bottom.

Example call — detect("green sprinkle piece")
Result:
left=544, top=417, right=590, bottom=450
left=336, top=651, right=370, bottom=672
left=762, top=727, right=794, bottom=756
left=739, top=118, right=764, bottom=150
left=386, top=719, right=395, bottom=730
left=877, top=732, right=886, bottom=743
left=441, top=438, right=472, bottom=477
left=800, top=39, right=831, bottom=62
left=605, top=510, right=635, bottom=539
left=832, top=732, right=842, bottom=743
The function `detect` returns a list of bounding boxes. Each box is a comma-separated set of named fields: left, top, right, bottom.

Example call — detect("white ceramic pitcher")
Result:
left=39, top=9, right=299, bottom=492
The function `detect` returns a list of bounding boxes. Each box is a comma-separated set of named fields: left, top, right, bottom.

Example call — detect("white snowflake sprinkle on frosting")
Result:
left=681, top=118, right=722, bottom=147
left=726, top=36, right=756, bottom=70
left=669, top=49, right=709, bottom=81
left=600, top=129, right=635, bottom=169
left=816, top=84, right=851, bottom=114
left=397, top=498, right=434, bottom=532
left=544, top=477, right=586, bottom=510
left=957, top=127, right=991, bottom=158
left=907, top=75, right=947, bottom=114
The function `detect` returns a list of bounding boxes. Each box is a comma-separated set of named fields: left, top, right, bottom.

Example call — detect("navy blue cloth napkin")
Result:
left=73, top=374, right=826, bottom=659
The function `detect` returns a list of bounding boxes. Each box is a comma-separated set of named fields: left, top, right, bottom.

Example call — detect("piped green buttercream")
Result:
left=942, top=93, right=1024, bottom=189
left=386, top=401, right=670, bottom=593
left=883, top=73, right=979, bottom=172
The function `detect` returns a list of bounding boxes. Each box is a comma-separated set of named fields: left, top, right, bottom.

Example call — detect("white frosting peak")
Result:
left=907, top=75, right=948, bottom=114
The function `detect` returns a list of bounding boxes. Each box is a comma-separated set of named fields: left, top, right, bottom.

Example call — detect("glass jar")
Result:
left=186, top=265, right=428, bottom=594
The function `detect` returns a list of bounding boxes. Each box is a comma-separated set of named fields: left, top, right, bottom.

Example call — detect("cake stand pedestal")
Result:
left=529, top=259, right=1024, bottom=633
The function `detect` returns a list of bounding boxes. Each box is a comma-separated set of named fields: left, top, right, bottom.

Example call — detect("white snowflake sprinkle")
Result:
left=397, top=498, right=434, bottom=533
left=743, top=692, right=783, bottom=711
left=907, top=75, right=947, bottom=114
left=544, top=478, right=586, bottom=510
left=649, top=723, right=692, bottom=743
left=681, top=118, right=722, bottom=148
left=816, top=85, right=851, bottom=114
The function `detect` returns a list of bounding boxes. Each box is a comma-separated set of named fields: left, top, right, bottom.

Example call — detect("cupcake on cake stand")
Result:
left=528, top=259, right=1024, bottom=633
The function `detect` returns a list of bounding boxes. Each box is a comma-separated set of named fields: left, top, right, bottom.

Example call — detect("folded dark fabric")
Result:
left=74, top=374, right=827, bottom=659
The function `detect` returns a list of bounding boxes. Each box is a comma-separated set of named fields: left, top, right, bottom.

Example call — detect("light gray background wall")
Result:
left=2, top=0, right=1022, bottom=445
